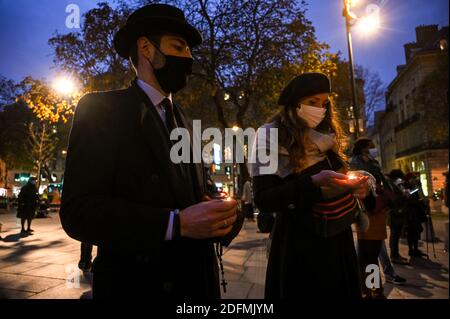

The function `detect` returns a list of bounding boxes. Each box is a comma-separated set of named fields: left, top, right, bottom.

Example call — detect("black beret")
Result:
left=278, top=72, right=331, bottom=106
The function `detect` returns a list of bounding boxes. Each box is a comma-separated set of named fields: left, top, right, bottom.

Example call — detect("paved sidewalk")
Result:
left=0, top=209, right=93, bottom=299
left=0, top=209, right=448, bottom=299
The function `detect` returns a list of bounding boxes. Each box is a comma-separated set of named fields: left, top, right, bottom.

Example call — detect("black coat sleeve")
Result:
left=60, top=94, right=171, bottom=249
left=253, top=174, right=322, bottom=213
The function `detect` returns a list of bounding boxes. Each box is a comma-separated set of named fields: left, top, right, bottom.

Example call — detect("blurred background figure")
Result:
left=350, top=138, right=389, bottom=299
left=17, top=177, right=39, bottom=235
left=444, top=171, right=449, bottom=210
left=444, top=171, right=449, bottom=253
left=36, top=188, right=50, bottom=218
left=378, top=240, right=407, bottom=285
left=385, top=170, right=409, bottom=265
left=205, top=167, right=220, bottom=198
left=403, top=172, right=429, bottom=258
left=241, top=176, right=255, bottom=222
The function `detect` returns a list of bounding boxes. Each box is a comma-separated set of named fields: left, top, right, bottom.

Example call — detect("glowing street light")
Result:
left=343, top=0, right=381, bottom=139
left=232, top=125, right=240, bottom=132
left=52, top=76, right=77, bottom=95
left=356, top=12, right=380, bottom=35
left=349, top=0, right=361, bottom=7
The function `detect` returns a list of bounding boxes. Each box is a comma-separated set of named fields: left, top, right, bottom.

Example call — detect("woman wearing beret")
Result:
left=250, top=72, right=372, bottom=298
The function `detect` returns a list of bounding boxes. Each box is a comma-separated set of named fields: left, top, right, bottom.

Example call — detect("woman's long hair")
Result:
left=271, top=96, right=348, bottom=173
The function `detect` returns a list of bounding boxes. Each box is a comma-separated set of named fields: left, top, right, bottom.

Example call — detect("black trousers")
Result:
left=244, top=203, right=254, bottom=220
left=389, top=224, right=403, bottom=258
left=358, top=239, right=382, bottom=290
left=80, top=242, right=93, bottom=263
left=407, top=232, right=420, bottom=252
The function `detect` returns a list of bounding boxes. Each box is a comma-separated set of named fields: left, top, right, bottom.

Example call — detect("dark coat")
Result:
left=253, top=153, right=362, bottom=299
left=17, top=183, right=39, bottom=219
left=60, top=80, right=220, bottom=299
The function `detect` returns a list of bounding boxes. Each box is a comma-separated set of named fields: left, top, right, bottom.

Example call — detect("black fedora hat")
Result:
left=278, top=72, right=331, bottom=106
left=114, top=4, right=203, bottom=59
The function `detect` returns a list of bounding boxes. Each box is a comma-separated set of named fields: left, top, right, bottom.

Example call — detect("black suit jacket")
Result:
left=60, top=80, right=219, bottom=298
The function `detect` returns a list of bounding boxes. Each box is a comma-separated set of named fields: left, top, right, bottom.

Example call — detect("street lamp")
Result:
left=52, top=76, right=77, bottom=95
left=343, top=0, right=380, bottom=139
left=356, top=13, right=380, bottom=35
left=230, top=125, right=240, bottom=197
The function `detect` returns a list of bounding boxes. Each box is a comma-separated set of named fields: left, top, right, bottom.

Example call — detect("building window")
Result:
left=420, top=173, right=429, bottom=197
left=419, top=161, right=425, bottom=172
left=224, top=146, right=232, bottom=162
left=213, top=143, right=222, bottom=165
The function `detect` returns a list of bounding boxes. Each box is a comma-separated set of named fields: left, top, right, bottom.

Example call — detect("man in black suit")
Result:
left=60, top=4, right=238, bottom=299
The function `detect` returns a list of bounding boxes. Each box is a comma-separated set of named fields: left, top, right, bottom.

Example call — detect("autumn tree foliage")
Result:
left=18, top=77, right=82, bottom=188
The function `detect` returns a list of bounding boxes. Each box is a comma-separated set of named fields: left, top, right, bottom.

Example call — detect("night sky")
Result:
left=0, top=0, right=449, bottom=86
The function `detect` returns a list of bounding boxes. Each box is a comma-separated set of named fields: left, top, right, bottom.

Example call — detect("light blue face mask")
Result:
left=368, top=148, right=379, bottom=159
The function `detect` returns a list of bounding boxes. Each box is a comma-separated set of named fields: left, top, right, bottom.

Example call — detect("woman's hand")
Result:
left=311, top=170, right=369, bottom=199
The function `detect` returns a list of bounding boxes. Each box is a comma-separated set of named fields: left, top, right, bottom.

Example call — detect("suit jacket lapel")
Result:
left=173, top=103, right=206, bottom=201
left=129, top=81, right=192, bottom=208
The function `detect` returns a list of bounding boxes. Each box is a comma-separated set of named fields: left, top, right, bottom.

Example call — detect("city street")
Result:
left=0, top=209, right=448, bottom=299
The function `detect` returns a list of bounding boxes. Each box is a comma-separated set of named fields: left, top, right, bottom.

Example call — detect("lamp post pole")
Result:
left=344, top=0, right=361, bottom=140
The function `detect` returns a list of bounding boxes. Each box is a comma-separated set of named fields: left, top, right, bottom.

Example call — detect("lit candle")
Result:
left=348, top=173, right=357, bottom=180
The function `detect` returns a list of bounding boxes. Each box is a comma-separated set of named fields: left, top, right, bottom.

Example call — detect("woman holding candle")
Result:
left=250, top=73, right=373, bottom=299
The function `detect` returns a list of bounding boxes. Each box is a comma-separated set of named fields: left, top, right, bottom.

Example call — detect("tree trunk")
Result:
left=36, top=123, right=47, bottom=192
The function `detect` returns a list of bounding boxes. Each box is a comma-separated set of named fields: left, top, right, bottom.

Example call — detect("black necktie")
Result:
left=161, top=97, right=189, bottom=180
left=160, top=98, right=177, bottom=133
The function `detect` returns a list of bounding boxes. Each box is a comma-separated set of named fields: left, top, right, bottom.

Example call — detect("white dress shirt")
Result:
left=136, top=79, right=176, bottom=126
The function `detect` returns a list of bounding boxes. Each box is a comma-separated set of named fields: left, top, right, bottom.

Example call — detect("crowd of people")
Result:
left=244, top=133, right=437, bottom=299
left=1, top=3, right=446, bottom=300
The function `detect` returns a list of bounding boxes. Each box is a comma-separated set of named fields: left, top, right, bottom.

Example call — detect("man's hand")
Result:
left=179, top=199, right=238, bottom=239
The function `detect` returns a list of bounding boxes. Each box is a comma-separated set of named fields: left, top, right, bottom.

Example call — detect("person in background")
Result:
left=242, top=176, right=255, bottom=222
left=385, top=170, right=410, bottom=265
left=17, top=177, right=39, bottom=235
left=350, top=138, right=389, bottom=299
left=205, top=168, right=220, bottom=198
left=378, top=240, right=407, bottom=285
left=38, top=188, right=50, bottom=218
left=444, top=171, right=449, bottom=209
left=403, top=172, right=428, bottom=258
left=444, top=171, right=449, bottom=252
left=355, top=169, right=408, bottom=286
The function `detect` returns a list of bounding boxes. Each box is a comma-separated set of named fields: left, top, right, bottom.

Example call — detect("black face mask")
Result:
left=148, top=45, right=193, bottom=94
